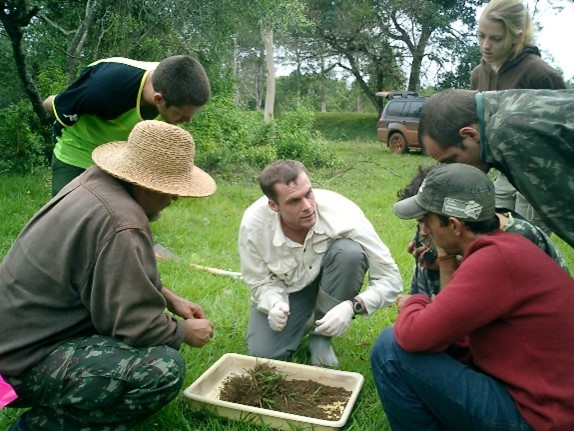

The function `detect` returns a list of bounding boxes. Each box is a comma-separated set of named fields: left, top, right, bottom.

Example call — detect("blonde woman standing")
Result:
left=471, top=0, right=566, bottom=232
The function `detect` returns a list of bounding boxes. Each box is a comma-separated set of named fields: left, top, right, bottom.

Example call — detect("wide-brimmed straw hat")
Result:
left=92, top=120, right=216, bottom=197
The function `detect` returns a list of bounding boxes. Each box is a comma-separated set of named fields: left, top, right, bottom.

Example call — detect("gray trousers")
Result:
left=5, top=335, right=184, bottom=431
left=247, top=238, right=368, bottom=360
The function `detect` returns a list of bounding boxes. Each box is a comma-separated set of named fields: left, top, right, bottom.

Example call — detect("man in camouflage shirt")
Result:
left=418, top=89, right=574, bottom=249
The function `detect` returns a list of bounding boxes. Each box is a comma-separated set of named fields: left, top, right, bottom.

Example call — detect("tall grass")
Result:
left=1, top=139, right=572, bottom=430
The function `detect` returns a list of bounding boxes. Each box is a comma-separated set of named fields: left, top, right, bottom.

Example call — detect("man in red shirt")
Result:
left=371, top=163, right=574, bottom=431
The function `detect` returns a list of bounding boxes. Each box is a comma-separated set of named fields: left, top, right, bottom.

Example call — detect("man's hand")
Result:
left=314, top=301, right=354, bottom=337
left=412, top=243, right=439, bottom=271
left=397, top=294, right=411, bottom=312
left=42, top=95, right=56, bottom=117
left=162, top=287, right=206, bottom=319
left=182, top=318, right=213, bottom=347
left=268, top=302, right=290, bottom=332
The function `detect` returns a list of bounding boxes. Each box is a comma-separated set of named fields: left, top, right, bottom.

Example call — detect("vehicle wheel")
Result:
left=388, top=132, right=408, bottom=154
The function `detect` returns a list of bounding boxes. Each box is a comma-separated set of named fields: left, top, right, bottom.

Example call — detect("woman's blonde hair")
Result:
left=481, top=0, right=534, bottom=60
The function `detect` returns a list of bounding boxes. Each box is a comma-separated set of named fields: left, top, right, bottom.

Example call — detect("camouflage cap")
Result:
left=393, top=163, right=495, bottom=221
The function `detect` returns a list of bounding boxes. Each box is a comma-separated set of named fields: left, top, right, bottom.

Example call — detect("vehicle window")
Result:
left=406, top=101, right=424, bottom=118
left=386, top=101, right=406, bottom=117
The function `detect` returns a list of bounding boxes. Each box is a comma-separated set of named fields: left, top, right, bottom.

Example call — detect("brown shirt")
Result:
left=0, top=167, right=184, bottom=376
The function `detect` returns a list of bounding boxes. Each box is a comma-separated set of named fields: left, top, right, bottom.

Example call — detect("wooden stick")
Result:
left=154, top=244, right=242, bottom=279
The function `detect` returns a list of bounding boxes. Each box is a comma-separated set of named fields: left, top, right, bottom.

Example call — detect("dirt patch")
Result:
left=219, top=361, right=352, bottom=421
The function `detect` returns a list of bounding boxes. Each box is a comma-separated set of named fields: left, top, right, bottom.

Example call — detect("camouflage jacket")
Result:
left=501, top=212, right=570, bottom=274
left=409, top=262, right=440, bottom=298
left=477, top=89, right=574, bottom=248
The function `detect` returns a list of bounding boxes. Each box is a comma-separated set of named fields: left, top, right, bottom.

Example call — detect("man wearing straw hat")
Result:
left=0, top=120, right=216, bottom=430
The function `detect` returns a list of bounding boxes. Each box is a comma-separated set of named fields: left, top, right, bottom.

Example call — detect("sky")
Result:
left=533, top=0, right=574, bottom=81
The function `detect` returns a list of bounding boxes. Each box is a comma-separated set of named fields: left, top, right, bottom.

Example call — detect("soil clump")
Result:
left=219, top=361, right=352, bottom=421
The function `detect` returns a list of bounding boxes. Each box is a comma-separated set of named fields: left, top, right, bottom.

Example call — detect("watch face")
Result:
left=352, top=299, right=363, bottom=314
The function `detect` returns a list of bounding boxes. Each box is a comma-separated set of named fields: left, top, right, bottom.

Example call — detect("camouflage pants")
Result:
left=5, top=335, right=185, bottom=431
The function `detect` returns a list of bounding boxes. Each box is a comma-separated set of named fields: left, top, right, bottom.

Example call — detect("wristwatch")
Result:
left=350, top=298, right=364, bottom=316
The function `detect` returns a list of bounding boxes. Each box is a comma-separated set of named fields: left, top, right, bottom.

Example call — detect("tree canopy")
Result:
left=1, top=0, right=569, bottom=119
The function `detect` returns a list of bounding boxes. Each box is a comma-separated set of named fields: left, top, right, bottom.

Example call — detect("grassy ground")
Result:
left=1, top=130, right=573, bottom=430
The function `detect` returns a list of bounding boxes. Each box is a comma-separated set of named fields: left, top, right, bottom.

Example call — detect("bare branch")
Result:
left=37, top=12, right=76, bottom=36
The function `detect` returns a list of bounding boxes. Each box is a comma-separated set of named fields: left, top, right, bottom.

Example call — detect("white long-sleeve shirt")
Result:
left=238, top=189, right=403, bottom=313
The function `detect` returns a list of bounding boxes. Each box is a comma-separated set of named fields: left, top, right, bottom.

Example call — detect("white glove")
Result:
left=268, top=302, right=290, bottom=332
left=314, top=301, right=354, bottom=337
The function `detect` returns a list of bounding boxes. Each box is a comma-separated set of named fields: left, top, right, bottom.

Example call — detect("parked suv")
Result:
left=376, top=91, right=426, bottom=154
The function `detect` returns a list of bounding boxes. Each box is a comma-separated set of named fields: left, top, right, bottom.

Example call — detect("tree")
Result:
left=0, top=0, right=225, bottom=123
left=275, top=71, right=363, bottom=113
left=37, top=0, right=103, bottom=81
left=373, top=0, right=485, bottom=91
left=303, top=0, right=488, bottom=111
left=0, top=33, right=22, bottom=104
left=305, top=0, right=405, bottom=113
left=0, top=0, right=49, bottom=123
left=245, top=0, right=309, bottom=121
left=436, top=38, right=481, bottom=89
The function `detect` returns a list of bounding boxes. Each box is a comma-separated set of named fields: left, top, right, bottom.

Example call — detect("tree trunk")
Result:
left=256, top=46, right=265, bottom=111
left=232, top=35, right=240, bottom=105
left=407, top=30, right=431, bottom=92
left=295, top=52, right=302, bottom=106
left=65, top=0, right=104, bottom=81
left=261, top=24, right=275, bottom=122
left=0, top=2, right=50, bottom=124
left=320, top=56, right=327, bottom=112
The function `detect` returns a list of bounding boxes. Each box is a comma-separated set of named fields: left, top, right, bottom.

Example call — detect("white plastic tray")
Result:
left=184, top=353, right=364, bottom=430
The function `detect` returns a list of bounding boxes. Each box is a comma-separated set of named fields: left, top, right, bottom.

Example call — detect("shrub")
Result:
left=274, top=108, right=339, bottom=170
left=1, top=94, right=340, bottom=177
left=0, top=101, right=50, bottom=174
left=187, top=97, right=340, bottom=178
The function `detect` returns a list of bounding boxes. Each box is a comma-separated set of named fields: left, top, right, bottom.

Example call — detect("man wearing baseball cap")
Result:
left=370, top=163, right=574, bottom=430
left=0, top=120, right=216, bottom=430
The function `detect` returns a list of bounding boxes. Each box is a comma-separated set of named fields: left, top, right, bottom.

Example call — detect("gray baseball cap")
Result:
left=393, top=163, right=495, bottom=221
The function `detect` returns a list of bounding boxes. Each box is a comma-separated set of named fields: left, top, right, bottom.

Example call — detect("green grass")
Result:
left=1, top=140, right=572, bottom=431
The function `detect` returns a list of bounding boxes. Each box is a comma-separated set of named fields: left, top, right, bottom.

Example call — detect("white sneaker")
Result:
left=308, top=334, right=339, bottom=368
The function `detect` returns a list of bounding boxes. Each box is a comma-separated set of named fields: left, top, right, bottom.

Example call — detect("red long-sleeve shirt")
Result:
left=395, top=231, right=574, bottom=431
